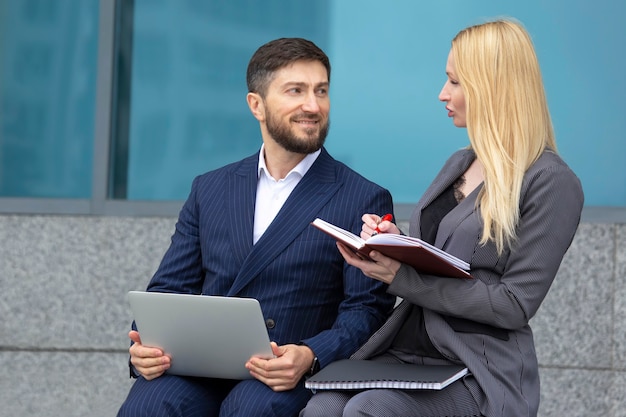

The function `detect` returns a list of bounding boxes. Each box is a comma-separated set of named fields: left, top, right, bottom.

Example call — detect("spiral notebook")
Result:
left=305, top=359, right=468, bottom=391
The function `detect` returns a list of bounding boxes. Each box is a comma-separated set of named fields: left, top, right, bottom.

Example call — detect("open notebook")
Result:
left=311, top=218, right=472, bottom=279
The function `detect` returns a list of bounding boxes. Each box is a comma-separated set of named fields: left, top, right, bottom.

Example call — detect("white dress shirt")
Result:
left=253, top=145, right=321, bottom=244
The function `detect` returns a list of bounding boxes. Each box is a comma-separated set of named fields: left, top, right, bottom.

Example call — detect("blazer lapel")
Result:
left=351, top=300, right=413, bottom=359
left=227, top=154, right=258, bottom=266
left=227, top=148, right=342, bottom=296
left=435, top=184, right=482, bottom=254
left=410, top=149, right=476, bottom=240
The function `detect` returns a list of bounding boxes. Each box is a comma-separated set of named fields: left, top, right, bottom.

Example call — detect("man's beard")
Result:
left=266, top=111, right=329, bottom=154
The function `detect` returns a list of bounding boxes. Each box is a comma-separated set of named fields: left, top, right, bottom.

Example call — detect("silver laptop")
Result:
left=127, top=291, right=274, bottom=379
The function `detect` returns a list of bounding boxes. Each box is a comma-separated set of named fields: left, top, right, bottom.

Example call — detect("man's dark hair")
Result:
left=246, top=38, right=331, bottom=97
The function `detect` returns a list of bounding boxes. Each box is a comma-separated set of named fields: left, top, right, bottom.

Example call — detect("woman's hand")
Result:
left=361, top=213, right=400, bottom=239
left=337, top=242, right=401, bottom=284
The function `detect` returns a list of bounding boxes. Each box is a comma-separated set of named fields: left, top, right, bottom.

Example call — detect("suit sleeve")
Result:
left=145, top=176, right=205, bottom=294
left=388, top=162, right=584, bottom=330
left=300, top=187, right=396, bottom=368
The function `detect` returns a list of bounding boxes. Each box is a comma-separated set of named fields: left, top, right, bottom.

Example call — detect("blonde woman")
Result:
left=301, top=19, right=584, bottom=417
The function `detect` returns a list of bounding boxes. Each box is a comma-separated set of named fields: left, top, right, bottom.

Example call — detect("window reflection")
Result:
left=112, top=0, right=329, bottom=200
left=0, top=0, right=98, bottom=198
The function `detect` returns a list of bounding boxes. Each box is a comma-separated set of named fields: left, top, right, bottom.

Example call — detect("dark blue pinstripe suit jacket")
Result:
left=146, top=147, right=396, bottom=370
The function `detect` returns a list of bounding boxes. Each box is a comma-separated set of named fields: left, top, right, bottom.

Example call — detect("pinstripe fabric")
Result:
left=117, top=147, right=396, bottom=417
left=302, top=149, right=583, bottom=417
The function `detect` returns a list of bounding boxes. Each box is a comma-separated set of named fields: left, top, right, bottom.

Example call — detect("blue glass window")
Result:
left=112, top=0, right=330, bottom=200
left=0, top=0, right=98, bottom=198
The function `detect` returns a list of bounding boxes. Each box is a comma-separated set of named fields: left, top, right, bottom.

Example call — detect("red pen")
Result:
left=371, top=213, right=393, bottom=236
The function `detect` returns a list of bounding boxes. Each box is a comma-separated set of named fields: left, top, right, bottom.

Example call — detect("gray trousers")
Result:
left=300, top=351, right=483, bottom=417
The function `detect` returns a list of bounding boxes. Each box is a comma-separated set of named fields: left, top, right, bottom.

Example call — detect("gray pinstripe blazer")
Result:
left=351, top=148, right=584, bottom=417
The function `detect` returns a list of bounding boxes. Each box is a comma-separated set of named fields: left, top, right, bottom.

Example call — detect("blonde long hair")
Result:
left=452, top=19, right=556, bottom=254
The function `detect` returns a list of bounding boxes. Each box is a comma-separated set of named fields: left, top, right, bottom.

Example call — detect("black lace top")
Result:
left=390, top=181, right=462, bottom=357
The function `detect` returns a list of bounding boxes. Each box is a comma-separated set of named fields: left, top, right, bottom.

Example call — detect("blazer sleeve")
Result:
left=300, top=187, right=396, bottom=368
left=146, top=175, right=205, bottom=295
left=387, top=157, right=584, bottom=330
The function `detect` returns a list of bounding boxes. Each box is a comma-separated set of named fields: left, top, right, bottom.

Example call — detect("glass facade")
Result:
left=0, top=0, right=98, bottom=198
left=0, top=0, right=624, bottom=214
left=113, top=0, right=329, bottom=200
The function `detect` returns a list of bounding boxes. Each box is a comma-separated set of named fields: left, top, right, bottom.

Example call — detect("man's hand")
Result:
left=245, top=342, right=315, bottom=391
left=128, top=330, right=171, bottom=380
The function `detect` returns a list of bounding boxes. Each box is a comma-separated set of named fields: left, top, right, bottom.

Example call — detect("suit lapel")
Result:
left=410, top=150, right=476, bottom=240
left=435, top=184, right=481, bottom=250
left=227, top=154, right=258, bottom=266
left=227, top=148, right=341, bottom=296
left=352, top=300, right=413, bottom=359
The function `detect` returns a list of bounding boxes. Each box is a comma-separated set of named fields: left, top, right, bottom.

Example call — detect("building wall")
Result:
left=1, top=215, right=624, bottom=416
